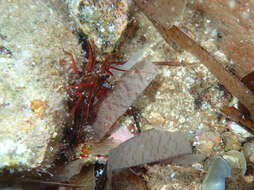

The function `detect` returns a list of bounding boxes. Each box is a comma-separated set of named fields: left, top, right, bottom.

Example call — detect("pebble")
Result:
left=243, top=142, right=254, bottom=164
left=223, top=150, right=247, bottom=176
left=194, top=131, right=222, bottom=156
left=147, top=112, right=166, bottom=125
left=243, top=175, right=254, bottom=183
left=68, top=0, right=129, bottom=53
left=222, top=132, right=241, bottom=151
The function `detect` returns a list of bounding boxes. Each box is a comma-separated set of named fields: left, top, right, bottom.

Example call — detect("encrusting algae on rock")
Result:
left=67, top=0, right=129, bottom=53
left=30, top=99, right=48, bottom=120
left=0, top=0, right=81, bottom=171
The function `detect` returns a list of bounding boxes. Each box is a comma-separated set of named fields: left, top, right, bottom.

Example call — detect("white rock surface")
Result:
left=0, top=0, right=81, bottom=170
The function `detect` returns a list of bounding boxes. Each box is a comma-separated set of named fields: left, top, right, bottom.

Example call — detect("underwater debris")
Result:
left=57, top=158, right=87, bottom=181
left=92, top=59, right=158, bottom=141
left=0, top=175, right=88, bottom=189
left=109, top=124, right=137, bottom=143
left=242, top=71, right=254, bottom=93
left=191, top=0, right=254, bottom=79
left=107, top=129, right=191, bottom=171
left=106, top=129, right=192, bottom=188
left=221, top=106, right=254, bottom=134
left=160, top=25, right=254, bottom=120
left=136, top=0, right=254, bottom=120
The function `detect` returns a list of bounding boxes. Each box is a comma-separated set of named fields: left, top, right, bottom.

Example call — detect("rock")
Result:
left=196, top=143, right=215, bottom=157
left=222, top=132, right=241, bottom=151
left=243, top=175, right=254, bottom=184
left=147, top=111, right=165, bottom=125
left=0, top=0, right=81, bottom=171
left=194, top=131, right=222, bottom=156
left=68, top=0, right=129, bottom=53
left=243, top=142, right=254, bottom=164
left=223, top=150, right=247, bottom=176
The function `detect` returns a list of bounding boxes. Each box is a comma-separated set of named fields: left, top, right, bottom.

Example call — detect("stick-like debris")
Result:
left=191, top=0, right=254, bottom=79
left=221, top=106, right=254, bottom=133
left=135, top=0, right=254, bottom=120
left=153, top=61, right=198, bottom=66
left=146, top=23, right=254, bottom=120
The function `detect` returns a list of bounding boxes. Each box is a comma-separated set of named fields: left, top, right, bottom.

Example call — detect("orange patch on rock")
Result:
left=30, top=99, right=48, bottom=119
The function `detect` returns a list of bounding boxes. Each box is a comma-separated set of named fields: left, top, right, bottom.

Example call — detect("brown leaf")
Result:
left=107, top=129, right=192, bottom=171
left=134, top=0, right=186, bottom=29
left=242, top=71, right=254, bottom=93
left=93, top=60, right=158, bottom=141
left=221, top=106, right=254, bottom=133
left=105, top=129, right=192, bottom=189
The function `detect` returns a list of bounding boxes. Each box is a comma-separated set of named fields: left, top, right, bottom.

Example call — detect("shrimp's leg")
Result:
left=63, top=50, right=80, bottom=78
left=70, top=91, right=83, bottom=116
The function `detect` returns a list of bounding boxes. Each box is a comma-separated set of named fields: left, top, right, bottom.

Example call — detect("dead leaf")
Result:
left=107, top=129, right=192, bottom=171
left=106, top=129, right=192, bottom=189
left=93, top=60, right=158, bottom=141
left=134, top=0, right=186, bottom=29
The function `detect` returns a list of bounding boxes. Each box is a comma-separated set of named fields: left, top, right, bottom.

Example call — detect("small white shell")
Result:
left=228, top=121, right=253, bottom=142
